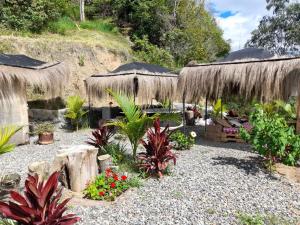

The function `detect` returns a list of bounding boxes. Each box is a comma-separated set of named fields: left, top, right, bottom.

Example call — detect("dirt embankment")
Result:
left=0, top=34, right=132, bottom=99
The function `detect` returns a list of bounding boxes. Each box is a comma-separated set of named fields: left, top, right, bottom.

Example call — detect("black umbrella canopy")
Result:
left=112, top=62, right=171, bottom=74
left=0, top=54, right=47, bottom=69
left=219, top=48, right=275, bottom=62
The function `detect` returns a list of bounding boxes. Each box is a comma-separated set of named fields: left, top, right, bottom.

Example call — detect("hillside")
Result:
left=0, top=29, right=132, bottom=99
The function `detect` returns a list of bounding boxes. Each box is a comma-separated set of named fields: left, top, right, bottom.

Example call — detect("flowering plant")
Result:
left=84, top=168, right=130, bottom=201
left=170, top=130, right=195, bottom=150
left=190, top=131, right=197, bottom=138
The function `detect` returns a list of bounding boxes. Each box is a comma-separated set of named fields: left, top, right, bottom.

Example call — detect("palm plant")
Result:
left=107, top=90, right=156, bottom=158
left=65, top=95, right=88, bottom=131
left=0, top=125, right=22, bottom=155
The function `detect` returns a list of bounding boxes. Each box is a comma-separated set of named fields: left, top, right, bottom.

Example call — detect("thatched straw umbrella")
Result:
left=0, top=54, right=69, bottom=144
left=85, top=62, right=178, bottom=106
left=178, top=50, right=300, bottom=131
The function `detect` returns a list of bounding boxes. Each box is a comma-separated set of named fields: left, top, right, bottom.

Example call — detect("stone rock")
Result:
left=28, top=161, right=50, bottom=182
left=0, top=173, right=21, bottom=201
left=51, top=145, right=98, bottom=192
left=98, top=154, right=113, bottom=172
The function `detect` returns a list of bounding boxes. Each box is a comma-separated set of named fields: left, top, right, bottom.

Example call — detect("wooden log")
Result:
left=98, top=154, right=113, bottom=172
left=51, top=145, right=98, bottom=192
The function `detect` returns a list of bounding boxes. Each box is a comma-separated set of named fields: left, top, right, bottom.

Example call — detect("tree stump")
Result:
left=28, top=161, right=50, bottom=182
left=98, top=154, right=113, bottom=172
left=51, top=145, right=98, bottom=192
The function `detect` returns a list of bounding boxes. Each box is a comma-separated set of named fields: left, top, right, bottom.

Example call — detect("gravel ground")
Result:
left=0, top=129, right=299, bottom=225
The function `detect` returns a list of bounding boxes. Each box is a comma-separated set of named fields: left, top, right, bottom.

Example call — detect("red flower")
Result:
left=98, top=191, right=105, bottom=196
left=105, top=168, right=112, bottom=177
left=113, top=175, right=119, bottom=181
left=121, top=175, right=127, bottom=181
left=105, top=168, right=112, bottom=173
left=110, top=182, right=116, bottom=188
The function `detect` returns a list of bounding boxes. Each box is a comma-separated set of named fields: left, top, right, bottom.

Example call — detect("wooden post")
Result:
left=296, top=95, right=300, bottom=134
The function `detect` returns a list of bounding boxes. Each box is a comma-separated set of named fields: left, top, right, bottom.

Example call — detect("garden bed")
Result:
left=0, top=129, right=299, bottom=224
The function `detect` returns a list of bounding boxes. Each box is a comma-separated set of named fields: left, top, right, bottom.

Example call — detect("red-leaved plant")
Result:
left=0, top=172, right=80, bottom=225
left=86, top=125, right=115, bottom=150
left=138, top=118, right=176, bottom=178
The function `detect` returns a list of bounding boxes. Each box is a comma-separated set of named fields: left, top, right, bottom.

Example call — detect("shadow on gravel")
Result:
left=211, top=156, right=265, bottom=175
left=197, top=138, right=252, bottom=152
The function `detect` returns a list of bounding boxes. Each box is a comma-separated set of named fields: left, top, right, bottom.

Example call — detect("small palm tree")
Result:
left=107, top=90, right=156, bottom=158
left=65, top=95, right=88, bottom=131
left=0, top=125, right=22, bottom=155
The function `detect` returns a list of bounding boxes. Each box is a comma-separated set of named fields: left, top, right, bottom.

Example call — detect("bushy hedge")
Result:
left=240, top=104, right=300, bottom=169
left=0, top=0, right=74, bottom=32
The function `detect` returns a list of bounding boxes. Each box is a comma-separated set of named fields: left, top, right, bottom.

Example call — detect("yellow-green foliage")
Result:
left=65, top=95, right=88, bottom=131
left=0, top=125, right=22, bottom=155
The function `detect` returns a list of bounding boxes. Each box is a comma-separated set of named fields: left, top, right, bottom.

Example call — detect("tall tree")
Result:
left=246, top=0, right=300, bottom=55
left=80, top=0, right=85, bottom=21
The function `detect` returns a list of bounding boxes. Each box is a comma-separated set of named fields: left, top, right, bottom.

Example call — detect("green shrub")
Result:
left=240, top=104, right=300, bottom=170
left=65, top=95, right=88, bottom=131
left=133, top=36, right=175, bottom=69
left=33, top=122, right=55, bottom=134
left=237, top=213, right=265, bottom=225
left=102, top=142, right=127, bottom=164
left=169, top=131, right=195, bottom=150
left=237, top=213, right=295, bottom=225
left=48, top=17, right=76, bottom=35
left=80, top=19, right=118, bottom=33
left=0, top=0, right=69, bottom=33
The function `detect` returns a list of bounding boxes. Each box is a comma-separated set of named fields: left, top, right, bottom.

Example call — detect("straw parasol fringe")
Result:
left=0, top=62, right=69, bottom=105
left=178, top=57, right=300, bottom=103
left=85, top=73, right=178, bottom=104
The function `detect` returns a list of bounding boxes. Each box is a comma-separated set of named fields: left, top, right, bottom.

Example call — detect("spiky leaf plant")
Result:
left=0, top=172, right=80, bottom=225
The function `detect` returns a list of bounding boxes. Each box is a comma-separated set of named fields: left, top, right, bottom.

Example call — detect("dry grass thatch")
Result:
left=85, top=72, right=178, bottom=104
left=178, top=57, right=300, bottom=103
left=0, top=62, right=70, bottom=105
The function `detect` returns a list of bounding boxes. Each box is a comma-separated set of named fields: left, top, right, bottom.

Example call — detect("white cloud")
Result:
left=208, top=0, right=269, bottom=51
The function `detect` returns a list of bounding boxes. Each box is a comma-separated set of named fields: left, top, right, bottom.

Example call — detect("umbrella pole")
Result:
left=205, top=96, right=208, bottom=133
left=182, top=92, right=186, bottom=134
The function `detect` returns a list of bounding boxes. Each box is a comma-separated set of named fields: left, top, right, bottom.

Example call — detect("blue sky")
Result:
left=207, top=0, right=269, bottom=51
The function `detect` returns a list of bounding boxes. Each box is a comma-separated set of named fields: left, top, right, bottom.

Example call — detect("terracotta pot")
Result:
left=38, top=132, right=54, bottom=145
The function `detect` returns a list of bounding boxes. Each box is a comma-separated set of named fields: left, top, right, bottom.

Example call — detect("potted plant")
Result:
left=34, top=122, right=55, bottom=145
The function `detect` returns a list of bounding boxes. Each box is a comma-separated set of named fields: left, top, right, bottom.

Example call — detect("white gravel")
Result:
left=0, top=129, right=299, bottom=225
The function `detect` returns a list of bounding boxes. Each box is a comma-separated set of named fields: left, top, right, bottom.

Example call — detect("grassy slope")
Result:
left=0, top=25, right=132, bottom=56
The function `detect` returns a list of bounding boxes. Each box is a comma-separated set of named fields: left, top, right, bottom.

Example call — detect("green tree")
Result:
left=246, top=0, right=300, bottom=55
